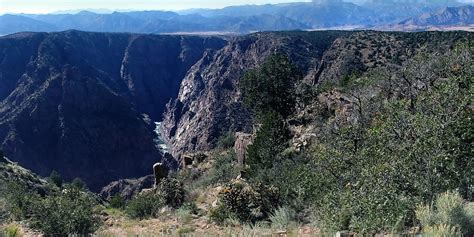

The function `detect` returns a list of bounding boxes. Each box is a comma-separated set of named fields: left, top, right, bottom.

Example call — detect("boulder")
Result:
left=234, top=132, right=253, bottom=166
left=181, top=153, right=208, bottom=167
left=182, top=155, right=194, bottom=167
left=139, top=188, right=154, bottom=195
left=335, top=231, right=355, bottom=237
left=153, top=162, right=169, bottom=186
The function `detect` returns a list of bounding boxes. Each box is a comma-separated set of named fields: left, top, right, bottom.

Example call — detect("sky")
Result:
left=1, top=0, right=472, bottom=14
left=0, top=0, right=312, bottom=14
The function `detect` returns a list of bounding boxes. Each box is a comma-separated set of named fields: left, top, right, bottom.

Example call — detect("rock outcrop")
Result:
left=100, top=175, right=155, bottom=201
left=234, top=132, right=253, bottom=166
left=181, top=153, right=208, bottom=167
left=0, top=30, right=226, bottom=191
left=153, top=162, right=169, bottom=186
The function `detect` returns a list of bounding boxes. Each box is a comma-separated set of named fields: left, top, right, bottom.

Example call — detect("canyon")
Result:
left=0, top=30, right=471, bottom=191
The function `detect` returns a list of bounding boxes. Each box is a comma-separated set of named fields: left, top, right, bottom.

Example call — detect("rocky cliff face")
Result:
left=0, top=31, right=226, bottom=191
left=162, top=31, right=348, bottom=158
left=100, top=175, right=154, bottom=201
left=162, top=30, right=472, bottom=159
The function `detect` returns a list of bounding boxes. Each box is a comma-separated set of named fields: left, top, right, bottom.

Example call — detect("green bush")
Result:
left=205, top=151, right=240, bottom=185
left=125, top=191, right=165, bottom=219
left=71, top=178, right=87, bottom=190
left=348, top=188, right=413, bottom=234
left=5, top=182, right=101, bottom=236
left=416, top=191, right=473, bottom=236
left=435, top=191, right=468, bottom=228
left=176, top=226, right=195, bottom=235
left=157, top=178, right=185, bottom=208
left=176, top=208, right=193, bottom=224
left=209, top=204, right=233, bottom=226
left=423, top=224, right=462, bottom=237
left=109, top=194, right=125, bottom=209
left=226, top=40, right=472, bottom=235
left=240, top=54, right=302, bottom=119
left=28, top=185, right=101, bottom=236
left=47, top=170, right=63, bottom=188
left=269, top=206, right=293, bottom=230
left=246, top=111, right=290, bottom=182
left=2, top=224, right=22, bottom=237
left=4, top=182, right=40, bottom=220
left=180, top=202, right=199, bottom=215
left=217, top=132, right=236, bottom=149
left=213, top=179, right=280, bottom=224
left=125, top=178, right=185, bottom=219
left=267, top=154, right=318, bottom=215
left=0, top=198, right=8, bottom=224
left=316, top=80, right=337, bottom=94
left=316, top=47, right=472, bottom=234
left=466, top=202, right=474, bottom=225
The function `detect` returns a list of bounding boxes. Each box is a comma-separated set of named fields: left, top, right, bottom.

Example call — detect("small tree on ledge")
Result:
left=48, top=170, right=63, bottom=188
left=0, top=149, right=6, bottom=163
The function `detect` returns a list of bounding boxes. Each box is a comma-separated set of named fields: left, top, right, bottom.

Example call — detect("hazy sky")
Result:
left=1, top=0, right=471, bottom=14
left=0, top=0, right=313, bottom=14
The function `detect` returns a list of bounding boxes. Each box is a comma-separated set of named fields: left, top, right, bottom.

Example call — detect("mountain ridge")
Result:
left=400, top=5, right=473, bottom=26
left=0, top=2, right=472, bottom=35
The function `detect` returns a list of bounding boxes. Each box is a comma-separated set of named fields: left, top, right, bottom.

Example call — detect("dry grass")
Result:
left=96, top=210, right=319, bottom=237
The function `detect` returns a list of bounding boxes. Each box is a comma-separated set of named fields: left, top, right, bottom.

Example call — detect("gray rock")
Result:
left=181, top=153, right=207, bottom=167
left=100, top=175, right=154, bottom=201
left=234, top=132, right=253, bottom=166
left=335, top=231, right=355, bottom=237
left=153, top=162, right=169, bottom=186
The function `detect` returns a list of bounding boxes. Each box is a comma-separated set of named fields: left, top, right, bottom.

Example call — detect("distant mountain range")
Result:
left=0, top=2, right=472, bottom=35
left=390, top=5, right=474, bottom=30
